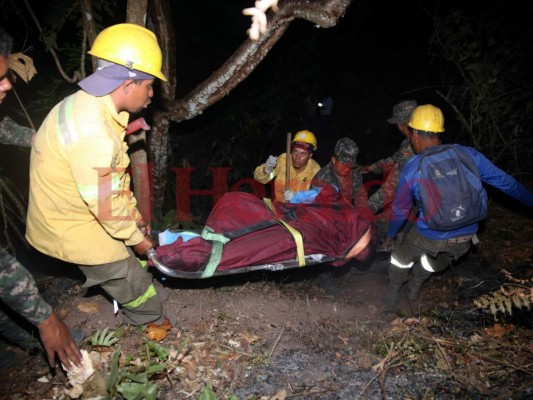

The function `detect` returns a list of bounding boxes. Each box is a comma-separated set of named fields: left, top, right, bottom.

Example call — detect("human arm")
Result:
left=0, top=248, right=81, bottom=369
left=0, top=116, right=34, bottom=148
left=360, top=165, right=374, bottom=174
left=254, top=154, right=279, bottom=183
left=386, top=160, right=418, bottom=239
left=38, top=312, right=82, bottom=369
left=467, top=148, right=533, bottom=206
left=369, top=139, right=412, bottom=175
left=68, top=136, right=146, bottom=247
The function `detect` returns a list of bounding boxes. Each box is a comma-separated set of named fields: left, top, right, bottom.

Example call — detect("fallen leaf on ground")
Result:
left=483, top=323, right=514, bottom=338
left=77, top=301, right=100, bottom=314
left=146, top=319, right=172, bottom=341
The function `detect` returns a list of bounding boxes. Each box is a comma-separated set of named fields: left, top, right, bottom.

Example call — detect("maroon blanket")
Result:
left=154, top=187, right=375, bottom=273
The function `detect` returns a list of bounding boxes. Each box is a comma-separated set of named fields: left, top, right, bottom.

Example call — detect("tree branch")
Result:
left=22, top=0, right=82, bottom=83
left=166, top=0, right=353, bottom=123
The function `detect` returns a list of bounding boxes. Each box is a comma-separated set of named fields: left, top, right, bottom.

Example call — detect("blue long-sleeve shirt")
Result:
left=387, top=144, right=533, bottom=240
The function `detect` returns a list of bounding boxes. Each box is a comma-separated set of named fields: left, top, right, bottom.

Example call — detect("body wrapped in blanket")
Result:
left=153, top=185, right=375, bottom=275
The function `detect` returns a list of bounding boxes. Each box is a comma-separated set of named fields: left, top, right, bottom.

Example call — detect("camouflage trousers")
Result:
left=0, top=306, right=40, bottom=351
left=0, top=247, right=46, bottom=351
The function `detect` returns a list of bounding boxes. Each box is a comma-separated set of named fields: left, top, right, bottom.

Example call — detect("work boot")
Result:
left=70, top=328, right=85, bottom=346
left=406, top=282, right=422, bottom=301
left=154, top=279, right=170, bottom=303
left=382, top=265, right=410, bottom=309
left=382, top=283, right=403, bottom=308
left=406, top=265, right=432, bottom=301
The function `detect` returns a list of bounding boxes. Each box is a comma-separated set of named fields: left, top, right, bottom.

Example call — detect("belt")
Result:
left=447, top=234, right=474, bottom=244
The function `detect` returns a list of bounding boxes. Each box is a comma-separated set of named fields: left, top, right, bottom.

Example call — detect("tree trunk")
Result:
left=148, top=0, right=177, bottom=215
left=79, top=0, right=98, bottom=71
left=125, top=0, right=151, bottom=221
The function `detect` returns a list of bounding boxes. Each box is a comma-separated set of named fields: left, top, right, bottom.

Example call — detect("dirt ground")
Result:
left=1, top=201, right=532, bottom=400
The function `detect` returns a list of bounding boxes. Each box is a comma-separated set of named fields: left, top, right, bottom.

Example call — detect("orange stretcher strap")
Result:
left=345, top=227, right=373, bottom=259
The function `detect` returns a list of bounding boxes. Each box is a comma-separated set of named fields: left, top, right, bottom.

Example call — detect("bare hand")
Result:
left=137, top=219, right=151, bottom=237
left=37, top=313, right=82, bottom=370
left=133, top=236, right=154, bottom=256
left=360, top=165, right=373, bottom=174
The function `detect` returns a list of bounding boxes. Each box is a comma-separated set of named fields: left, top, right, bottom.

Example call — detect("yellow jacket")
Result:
left=254, top=153, right=320, bottom=202
left=26, top=90, right=144, bottom=265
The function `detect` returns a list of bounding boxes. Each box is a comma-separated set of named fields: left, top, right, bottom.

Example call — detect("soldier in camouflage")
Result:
left=361, top=100, right=417, bottom=245
left=0, top=27, right=82, bottom=372
left=311, top=137, right=368, bottom=293
left=0, top=116, right=33, bottom=147
left=311, top=137, right=367, bottom=207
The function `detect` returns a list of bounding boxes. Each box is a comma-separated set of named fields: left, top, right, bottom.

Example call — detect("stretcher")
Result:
left=147, top=247, right=340, bottom=279
left=145, top=190, right=375, bottom=280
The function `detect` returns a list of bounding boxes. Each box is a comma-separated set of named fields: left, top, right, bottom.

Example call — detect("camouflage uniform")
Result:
left=367, top=137, right=415, bottom=213
left=367, top=100, right=417, bottom=240
left=0, top=116, right=33, bottom=148
left=312, top=137, right=367, bottom=207
left=0, top=247, right=50, bottom=350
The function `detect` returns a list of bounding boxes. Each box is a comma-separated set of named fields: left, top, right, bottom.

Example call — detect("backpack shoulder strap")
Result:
left=448, top=145, right=481, bottom=178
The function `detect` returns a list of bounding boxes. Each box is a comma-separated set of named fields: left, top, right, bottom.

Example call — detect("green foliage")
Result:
left=474, top=269, right=533, bottom=321
left=199, top=385, right=217, bottom=400
left=144, top=339, right=170, bottom=362
left=17, top=0, right=119, bottom=118
left=150, top=209, right=203, bottom=233
left=199, top=385, right=240, bottom=400
left=89, top=327, right=119, bottom=347
left=104, top=341, right=170, bottom=400
left=430, top=5, right=533, bottom=176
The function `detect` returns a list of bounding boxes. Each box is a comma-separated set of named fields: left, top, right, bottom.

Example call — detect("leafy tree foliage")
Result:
left=430, top=3, right=533, bottom=178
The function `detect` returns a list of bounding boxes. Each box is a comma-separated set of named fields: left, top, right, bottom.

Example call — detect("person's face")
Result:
left=409, top=131, right=422, bottom=154
left=291, top=147, right=312, bottom=170
left=397, top=123, right=410, bottom=139
left=332, top=157, right=354, bottom=177
left=0, top=55, right=13, bottom=105
left=123, top=79, right=154, bottom=113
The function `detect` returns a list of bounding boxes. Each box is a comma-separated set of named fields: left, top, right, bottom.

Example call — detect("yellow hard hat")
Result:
left=408, top=104, right=445, bottom=133
left=88, top=23, right=167, bottom=81
left=292, top=130, right=318, bottom=151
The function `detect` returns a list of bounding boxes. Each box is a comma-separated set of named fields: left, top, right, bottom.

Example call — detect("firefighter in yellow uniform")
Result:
left=254, top=130, right=321, bottom=202
left=26, top=24, right=170, bottom=326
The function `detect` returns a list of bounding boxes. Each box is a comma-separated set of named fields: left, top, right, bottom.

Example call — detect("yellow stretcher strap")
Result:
left=263, top=199, right=305, bottom=266
left=200, top=226, right=230, bottom=278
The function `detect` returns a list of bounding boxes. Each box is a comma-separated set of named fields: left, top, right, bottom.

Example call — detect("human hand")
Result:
left=133, top=237, right=154, bottom=256
left=377, top=237, right=394, bottom=252
left=264, top=155, right=277, bottom=173
left=284, top=189, right=295, bottom=202
left=37, top=312, right=82, bottom=370
left=360, top=165, right=373, bottom=174
left=137, top=219, right=151, bottom=237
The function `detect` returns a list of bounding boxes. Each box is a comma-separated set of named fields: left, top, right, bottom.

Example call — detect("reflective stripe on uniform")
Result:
left=420, top=254, right=435, bottom=272
left=122, top=283, right=157, bottom=308
left=391, top=255, right=414, bottom=269
left=57, top=96, right=78, bottom=146
left=77, top=170, right=121, bottom=199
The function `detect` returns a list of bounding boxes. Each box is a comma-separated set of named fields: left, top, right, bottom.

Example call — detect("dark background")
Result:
left=0, top=0, right=530, bottom=219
